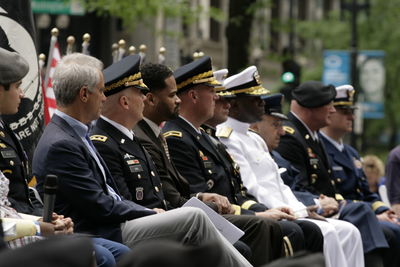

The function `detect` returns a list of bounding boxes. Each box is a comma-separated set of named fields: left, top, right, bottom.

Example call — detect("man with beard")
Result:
left=163, top=59, right=324, bottom=255
left=134, top=62, right=284, bottom=266
left=275, top=81, right=392, bottom=267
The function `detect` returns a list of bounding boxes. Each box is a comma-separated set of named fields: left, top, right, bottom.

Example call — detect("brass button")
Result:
left=151, top=171, right=155, bottom=176
left=208, top=170, right=212, bottom=174
left=336, top=178, right=342, bottom=183
left=331, top=180, right=335, bottom=185
left=137, top=174, right=141, bottom=179
left=328, top=169, right=331, bottom=174
left=155, top=186, right=159, bottom=192
left=313, top=164, right=317, bottom=169
left=9, top=160, right=14, bottom=166
left=311, top=174, right=317, bottom=184
left=197, top=136, right=200, bottom=140
left=357, top=188, right=361, bottom=193
left=0, top=131, right=4, bottom=137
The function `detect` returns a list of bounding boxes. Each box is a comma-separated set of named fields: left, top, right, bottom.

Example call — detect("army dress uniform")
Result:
left=163, top=117, right=258, bottom=215
left=91, top=117, right=167, bottom=210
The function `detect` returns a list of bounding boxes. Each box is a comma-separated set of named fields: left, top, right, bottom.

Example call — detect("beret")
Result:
left=103, top=54, right=148, bottom=96
left=0, top=47, right=29, bottom=85
left=292, top=81, right=336, bottom=108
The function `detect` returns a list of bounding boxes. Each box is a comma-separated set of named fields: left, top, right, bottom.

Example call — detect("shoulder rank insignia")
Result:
left=248, top=128, right=258, bottom=133
left=90, top=135, right=108, bottom=142
left=283, top=126, right=295, bottom=135
left=163, top=131, right=182, bottom=138
left=216, top=126, right=233, bottom=138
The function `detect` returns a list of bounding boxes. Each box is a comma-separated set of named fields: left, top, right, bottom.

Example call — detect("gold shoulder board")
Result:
left=283, top=126, right=295, bottom=135
left=216, top=126, right=233, bottom=138
left=163, top=131, right=183, bottom=138
left=90, top=135, right=108, bottom=142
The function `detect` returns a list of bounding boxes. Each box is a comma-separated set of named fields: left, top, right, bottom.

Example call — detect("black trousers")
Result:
left=278, top=220, right=324, bottom=253
left=223, top=214, right=284, bottom=267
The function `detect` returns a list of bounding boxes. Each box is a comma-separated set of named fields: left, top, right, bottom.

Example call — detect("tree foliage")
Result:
left=294, top=0, right=400, bottom=152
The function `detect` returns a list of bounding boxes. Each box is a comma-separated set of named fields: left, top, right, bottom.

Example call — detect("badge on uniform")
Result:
left=207, top=179, right=214, bottom=190
left=310, top=158, right=319, bottom=166
left=124, top=153, right=134, bottom=159
left=127, top=159, right=140, bottom=165
left=136, top=187, right=144, bottom=200
left=307, top=148, right=316, bottom=158
left=129, top=164, right=143, bottom=173
left=1, top=150, right=16, bottom=159
left=353, top=157, right=362, bottom=169
left=332, top=166, right=343, bottom=171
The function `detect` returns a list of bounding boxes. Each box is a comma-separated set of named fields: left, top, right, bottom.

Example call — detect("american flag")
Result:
left=42, top=34, right=61, bottom=125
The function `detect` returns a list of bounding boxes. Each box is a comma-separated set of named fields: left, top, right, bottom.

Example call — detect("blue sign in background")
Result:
left=322, top=50, right=385, bottom=119
left=322, top=50, right=351, bottom=86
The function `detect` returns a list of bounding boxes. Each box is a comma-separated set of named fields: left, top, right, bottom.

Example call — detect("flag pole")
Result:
left=43, top=28, right=59, bottom=96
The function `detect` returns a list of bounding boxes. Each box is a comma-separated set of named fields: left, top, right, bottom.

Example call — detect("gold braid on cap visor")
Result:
left=104, top=72, right=148, bottom=93
left=177, top=70, right=220, bottom=90
left=333, top=101, right=353, bottom=106
left=229, top=85, right=270, bottom=95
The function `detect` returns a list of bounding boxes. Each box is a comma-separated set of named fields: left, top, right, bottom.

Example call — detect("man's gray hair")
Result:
left=53, top=53, right=103, bottom=107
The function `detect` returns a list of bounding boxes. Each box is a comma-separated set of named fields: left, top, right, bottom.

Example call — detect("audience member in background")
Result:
left=363, top=155, right=386, bottom=195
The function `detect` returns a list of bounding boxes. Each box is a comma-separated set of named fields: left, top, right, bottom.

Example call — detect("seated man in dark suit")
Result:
left=32, top=53, right=252, bottom=267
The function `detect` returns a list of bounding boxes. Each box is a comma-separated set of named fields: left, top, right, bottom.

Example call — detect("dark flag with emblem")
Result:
left=0, top=0, right=44, bottom=173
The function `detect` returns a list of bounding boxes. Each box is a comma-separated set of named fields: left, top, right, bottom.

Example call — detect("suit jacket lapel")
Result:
left=137, top=119, right=191, bottom=191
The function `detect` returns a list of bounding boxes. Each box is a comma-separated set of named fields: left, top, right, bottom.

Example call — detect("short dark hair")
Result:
left=141, top=63, right=173, bottom=92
